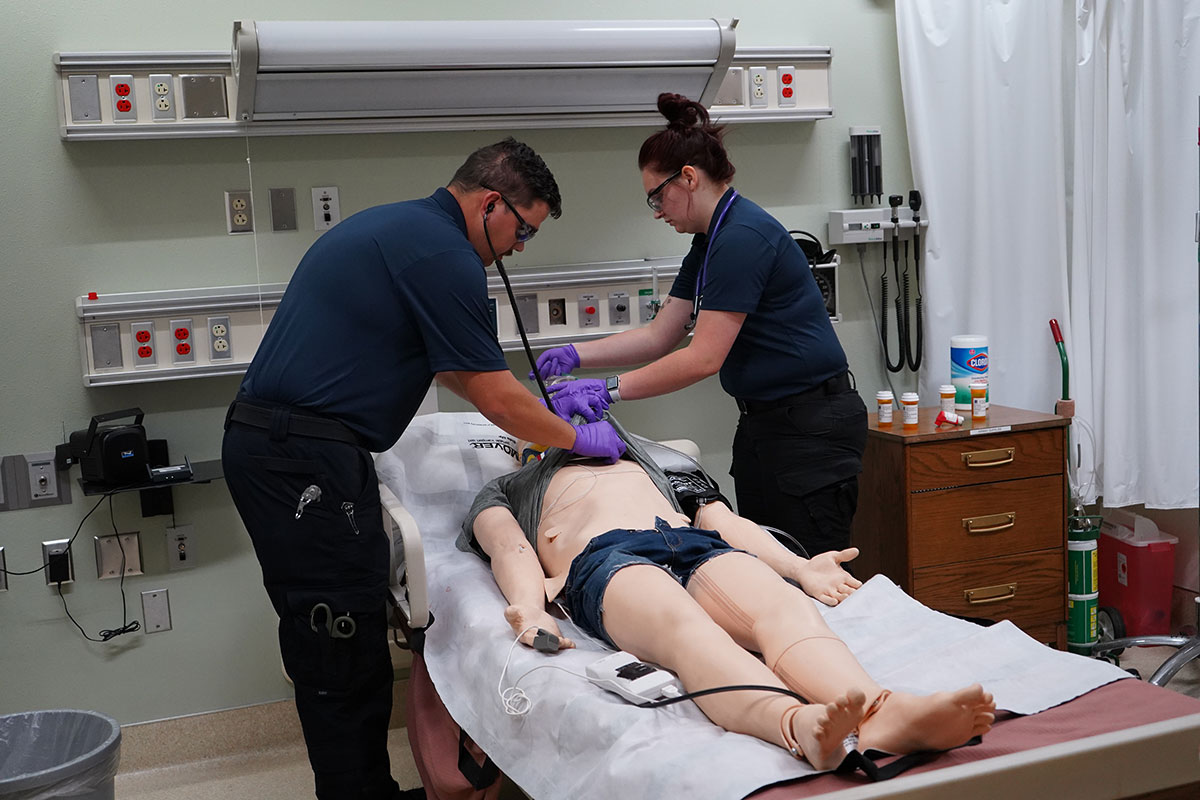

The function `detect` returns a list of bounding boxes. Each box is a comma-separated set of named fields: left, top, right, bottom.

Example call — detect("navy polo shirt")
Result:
left=240, top=188, right=507, bottom=451
left=669, top=189, right=847, bottom=401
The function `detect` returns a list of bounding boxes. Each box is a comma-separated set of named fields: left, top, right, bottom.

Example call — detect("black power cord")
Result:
left=0, top=488, right=142, bottom=642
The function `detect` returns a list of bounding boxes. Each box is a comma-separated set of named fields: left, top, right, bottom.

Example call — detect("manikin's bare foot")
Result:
left=788, top=689, right=866, bottom=770
left=857, top=684, right=995, bottom=754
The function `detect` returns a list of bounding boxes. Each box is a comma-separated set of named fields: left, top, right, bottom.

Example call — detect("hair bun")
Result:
left=657, top=92, right=710, bottom=130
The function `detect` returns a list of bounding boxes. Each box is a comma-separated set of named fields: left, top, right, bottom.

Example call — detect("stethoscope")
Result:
left=684, top=189, right=739, bottom=331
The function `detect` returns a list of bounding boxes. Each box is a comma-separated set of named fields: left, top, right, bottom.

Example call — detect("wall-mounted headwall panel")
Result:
left=76, top=285, right=285, bottom=387
left=74, top=260, right=685, bottom=387
left=55, top=21, right=832, bottom=140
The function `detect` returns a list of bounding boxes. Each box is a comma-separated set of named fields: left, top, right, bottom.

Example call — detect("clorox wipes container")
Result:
left=950, top=335, right=988, bottom=412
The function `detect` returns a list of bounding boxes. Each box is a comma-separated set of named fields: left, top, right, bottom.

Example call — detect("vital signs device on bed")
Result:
left=586, top=651, right=682, bottom=705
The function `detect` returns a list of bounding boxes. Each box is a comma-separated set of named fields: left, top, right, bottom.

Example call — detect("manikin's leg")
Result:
left=687, top=553, right=995, bottom=754
left=600, top=565, right=864, bottom=770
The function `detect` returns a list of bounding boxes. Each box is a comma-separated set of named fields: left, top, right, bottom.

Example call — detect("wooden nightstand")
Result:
left=851, top=404, right=1069, bottom=646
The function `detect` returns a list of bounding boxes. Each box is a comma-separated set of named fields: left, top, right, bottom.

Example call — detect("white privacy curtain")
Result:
left=896, top=0, right=1200, bottom=508
left=1067, top=0, right=1199, bottom=508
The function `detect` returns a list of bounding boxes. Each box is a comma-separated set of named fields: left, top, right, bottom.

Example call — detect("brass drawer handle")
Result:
left=962, top=512, right=1016, bottom=533
left=964, top=583, right=1017, bottom=605
left=962, top=448, right=1015, bottom=467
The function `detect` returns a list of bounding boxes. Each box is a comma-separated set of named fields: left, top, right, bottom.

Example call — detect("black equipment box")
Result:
left=66, top=408, right=150, bottom=487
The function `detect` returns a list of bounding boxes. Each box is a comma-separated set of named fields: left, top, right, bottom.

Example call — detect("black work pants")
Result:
left=731, top=388, right=868, bottom=557
left=222, top=414, right=401, bottom=800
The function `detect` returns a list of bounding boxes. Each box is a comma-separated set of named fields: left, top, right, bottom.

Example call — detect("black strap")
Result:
left=835, top=737, right=983, bottom=782
left=457, top=727, right=500, bottom=790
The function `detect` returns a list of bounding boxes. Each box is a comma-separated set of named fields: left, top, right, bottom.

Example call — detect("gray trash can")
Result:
left=0, top=710, right=120, bottom=800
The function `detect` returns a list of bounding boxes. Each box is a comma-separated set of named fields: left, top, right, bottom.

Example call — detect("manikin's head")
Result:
left=638, top=93, right=736, bottom=235
left=448, top=138, right=563, bottom=266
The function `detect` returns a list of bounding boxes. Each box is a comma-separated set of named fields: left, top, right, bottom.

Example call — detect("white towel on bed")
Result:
left=375, top=412, right=1131, bottom=800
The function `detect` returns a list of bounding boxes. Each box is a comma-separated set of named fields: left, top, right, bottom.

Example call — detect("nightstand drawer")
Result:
left=908, top=427, right=1064, bottom=491
left=912, top=549, right=1064, bottom=635
left=909, top=475, right=1064, bottom=567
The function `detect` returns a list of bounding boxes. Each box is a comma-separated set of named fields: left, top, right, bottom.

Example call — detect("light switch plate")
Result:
left=94, top=533, right=143, bottom=579
left=141, top=589, right=172, bottom=633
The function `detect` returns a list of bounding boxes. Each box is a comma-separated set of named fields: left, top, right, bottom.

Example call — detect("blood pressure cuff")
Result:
left=664, top=470, right=730, bottom=519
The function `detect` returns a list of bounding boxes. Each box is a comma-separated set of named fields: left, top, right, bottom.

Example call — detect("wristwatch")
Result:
left=605, top=375, right=621, bottom=402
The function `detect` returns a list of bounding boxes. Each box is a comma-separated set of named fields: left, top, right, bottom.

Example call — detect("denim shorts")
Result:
left=562, top=517, right=744, bottom=648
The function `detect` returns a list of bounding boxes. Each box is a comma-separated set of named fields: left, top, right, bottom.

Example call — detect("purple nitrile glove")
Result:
left=529, top=344, right=580, bottom=380
left=546, top=378, right=612, bottom=407
left=538, top=388, right=604, bottom=423
left=570, top=420, right=627, bottom=463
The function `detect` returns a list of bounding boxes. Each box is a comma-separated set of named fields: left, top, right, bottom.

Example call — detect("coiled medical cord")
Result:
left=905, top=191, right=924, bottom=372
left=857, top=244, right=900, bottom=398
left=880, top=241, right=904, bottom=373
left=499, top=625, right=589, bottom=716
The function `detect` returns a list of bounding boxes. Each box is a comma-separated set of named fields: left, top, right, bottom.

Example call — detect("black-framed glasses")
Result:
left=646, top=168, right=683, bottom=212
left=482, top=186, right=538, bottom=242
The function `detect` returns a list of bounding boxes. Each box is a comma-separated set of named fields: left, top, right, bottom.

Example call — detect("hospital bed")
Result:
left=375, top=412, right=1200, bottom=800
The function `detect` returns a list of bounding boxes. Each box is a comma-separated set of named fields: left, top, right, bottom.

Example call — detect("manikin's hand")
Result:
left=504, top=604, right=575, bottom=651
left=529, top=344, right=580, bottom=380
left=796, top=547, right=863, bottom=606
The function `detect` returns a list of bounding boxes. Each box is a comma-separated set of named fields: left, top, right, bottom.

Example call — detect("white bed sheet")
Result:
left=375, top=412, right=1131, bottom=800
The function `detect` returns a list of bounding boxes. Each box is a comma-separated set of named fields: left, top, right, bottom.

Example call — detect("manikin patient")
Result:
left=459, top=418, right=995, bottom=770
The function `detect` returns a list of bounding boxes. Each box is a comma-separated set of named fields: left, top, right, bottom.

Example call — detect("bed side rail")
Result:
left=379, top=482, right=430, bottom=630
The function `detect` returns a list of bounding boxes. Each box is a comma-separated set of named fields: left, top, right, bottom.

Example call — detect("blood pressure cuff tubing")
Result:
left=664, top=470, right=730, bottom=519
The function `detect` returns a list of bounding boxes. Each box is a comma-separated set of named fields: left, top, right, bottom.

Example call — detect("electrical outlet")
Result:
left=224, top=190, right=253, bottom=234
left=748, top=66, right=768, bottom=108
left=110, top=73, right=136, bottom=122
left=777, top=66, right=796, bottom=107
left=548, top=298, right=566, bottom=325
left=0, top=547, right=7, bottom=591
left=94, top=533, right=143, bottom=580
left=141, top=589, right=172, bottom=632
left=43, top=540, right=74, bottom=585
left=149, top=73, right=176, bottom=121
left=170, top=318, right=194, bottom=364
left=207, top=315, right=232, bottom=361
left=131, top=320, right=157, bottom=367
left=166, top=525, right=193, bottom=570
left=312, top=186, right=341, bottom=230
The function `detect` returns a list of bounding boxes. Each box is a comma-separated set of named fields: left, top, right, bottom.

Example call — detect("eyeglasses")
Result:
left=646, top=168, right=683, bottom=212
left=482, top=186, right=538, bottom=242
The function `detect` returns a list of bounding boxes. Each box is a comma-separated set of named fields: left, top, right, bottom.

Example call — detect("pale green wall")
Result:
left=0, top=0, right=912, bottom=724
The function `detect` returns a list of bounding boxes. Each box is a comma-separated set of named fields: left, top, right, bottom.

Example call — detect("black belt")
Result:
left=735, top=371, right=854, bottom=415
left=228, top=400, right=364, bottom=446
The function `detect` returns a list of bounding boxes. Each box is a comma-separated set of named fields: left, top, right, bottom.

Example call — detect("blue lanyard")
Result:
left=686, top=189, right=739, bottom=331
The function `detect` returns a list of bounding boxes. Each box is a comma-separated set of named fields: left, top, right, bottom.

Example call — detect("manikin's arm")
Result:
left=473, top=506, right=574, bottom=649
left=694, top=501, right=861, bottom=606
